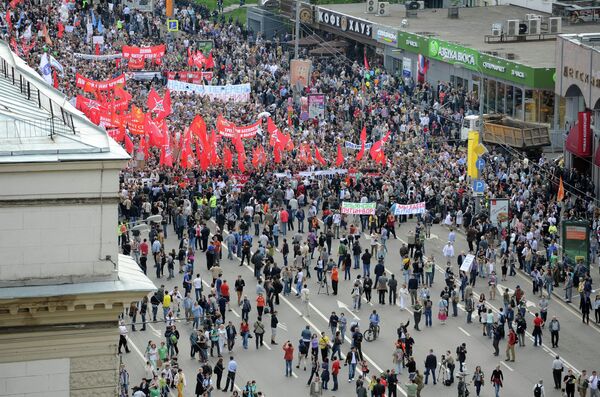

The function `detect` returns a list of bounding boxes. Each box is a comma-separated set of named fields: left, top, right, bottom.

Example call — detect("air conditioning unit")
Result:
left=407, top=1, right=420, bottom=10
left=417, top=1, right=425, bottom=9
left=506, top=19, right=519, bottom=36
left=548, top=16, right=562, bottom=34
left=492, top=28, right=501, bottom=36
left=378, top=2, right=389, bottom=16
left=528, top=18, right=541, bottom=35
left=366, top=0, right=378, bottom=14
left=526, top=13, right=541, bottom=20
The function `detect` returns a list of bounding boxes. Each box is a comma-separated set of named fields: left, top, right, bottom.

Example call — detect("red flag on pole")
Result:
left=356, top=141, right=365, bottom=161
left=314, top=146, right=327, bottom=166
left=205, top=52, right=215, bottom=69
left=52, top=70, right=59, bottom=89
left=360, top=125, right=367, bottom=143
left=147, top=88, right=171, bottom=121
left=6, top=11, right=12, bottom=31
left=557, top=177, right=565, bottom=202
left=223, top=146, right=233, bottom=169
left=335, top=143, right=344, bottom=167
left=363, top=48, right=369, bottom=71
left=95, top=43, right=100, bottom=56
left=124, top=134, right=134, bottom=154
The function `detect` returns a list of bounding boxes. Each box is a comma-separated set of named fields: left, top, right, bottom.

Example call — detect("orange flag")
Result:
left=557, top=176, right=564, bottom=202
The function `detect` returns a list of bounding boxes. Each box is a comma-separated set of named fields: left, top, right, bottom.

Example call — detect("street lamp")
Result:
left=130, top=215, right=163, bottom=233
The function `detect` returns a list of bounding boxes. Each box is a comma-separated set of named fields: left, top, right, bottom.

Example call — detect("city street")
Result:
left=123, top=220, right=600, bottom=397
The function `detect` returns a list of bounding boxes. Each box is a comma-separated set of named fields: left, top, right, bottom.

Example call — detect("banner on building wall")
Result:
left=73, top=53, right=122, bottom=60
left=167, top=80, right=251, bottom=102
left=565, top=110, right=592, bottom=157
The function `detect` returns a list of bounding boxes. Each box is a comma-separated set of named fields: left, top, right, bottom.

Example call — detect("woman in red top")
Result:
left=256, top=293, right=266, bottom=318
left=331, top=357, right=341, bottom=391
left=240, top=320, right=250, bottom=350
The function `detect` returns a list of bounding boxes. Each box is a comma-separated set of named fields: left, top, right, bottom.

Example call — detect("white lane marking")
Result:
left=262, top=341, right=272, bottom=350
left=458, top=326, right=471, bottom=337
left=500, top=361, right=514, bottom=372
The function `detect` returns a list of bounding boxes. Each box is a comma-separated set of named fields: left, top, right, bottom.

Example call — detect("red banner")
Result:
left=166, top=71, right=214, bottom=84
left=122, top=45, right=166, bottom=59
left=76, top=73, right=126, bottom=91
left=217, top=115, right=261, bottom=139
left=566, top=111, right=592, bottom=157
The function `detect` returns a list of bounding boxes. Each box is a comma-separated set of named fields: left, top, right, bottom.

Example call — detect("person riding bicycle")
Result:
left=369, top=310, right=380, bottom=336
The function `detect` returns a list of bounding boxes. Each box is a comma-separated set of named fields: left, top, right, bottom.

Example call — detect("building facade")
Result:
left=0, top=41, right=154, bottom=396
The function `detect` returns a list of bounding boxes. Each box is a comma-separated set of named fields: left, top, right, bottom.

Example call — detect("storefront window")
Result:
left=515, top=87, right=524, bottom=120
left=539, top=90, right=554, bottom=125
left=506, top=85, right=515, bottom=117
left=525, top=90, right=536, bottom=122
left=497, top=82, right=506, bottom=114
left=486, top=79, right=496, bottom=114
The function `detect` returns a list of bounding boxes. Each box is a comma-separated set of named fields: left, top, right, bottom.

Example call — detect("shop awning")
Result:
left=565, top=111, right=592, bottom=157
left=285, top=34, right=322, bottom=46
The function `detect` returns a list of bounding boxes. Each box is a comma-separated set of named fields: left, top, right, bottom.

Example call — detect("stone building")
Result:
left=0, top=41, right=154, bottom=396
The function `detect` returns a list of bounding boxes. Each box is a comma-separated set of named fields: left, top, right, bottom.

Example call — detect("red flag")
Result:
left=41, top=23, right=52, bottom=46
left=180, top=128, right=194, bottom=169
left=6, top=11, right=12, bottom=31
left=237, top=152, right=246, bottom=173
left=52, top=70, right=59, bottom=89
left=287, top=113, right=292, bottom=128
left=360, top=125, right=367, bottom=143
left=314, top=146, right=327, bottom=166
left=114, top=85, right=132, bottom=102
left=208, top=130, right=221, bottom=166
left=369, top=130, right=391, bottom=161
left=187, top=47, right=193, bottom=68
left=363, top=48, right=369, bottom=70
left=273, top=146, right=282, bottom=164
left=147, top=88, right=171, bottom=121
left=9, top=0, right=23, bottom=8
left=335, top=143, right=344, bottom=167
left=145, top=115, right=164, bottom=147
left=205, top=52, right=215, bottom=69
left=223, top=146, right=233, bottom=169
left=95, top=43, right=100, bottom=56
left=159, top=128, right=173, bottom=167
left=124, top=134, right=134, bottom=154
left=356, top=141, right=365, bottom=161
left=138, top=136, right=148, bottom=160
left=557, top=177, right=565, bottom=202
left=57, top=22, right=65, bottom=38
left=108, top=128, right=125, bottom=142
left=192, top=51, right=206, bottom=69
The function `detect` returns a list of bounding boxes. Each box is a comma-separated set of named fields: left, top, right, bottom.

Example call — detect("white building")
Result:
left=0, top=41, right=155, bottom=396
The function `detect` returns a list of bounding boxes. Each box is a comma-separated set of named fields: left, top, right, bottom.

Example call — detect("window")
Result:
left=506, top=85, right=515, bottom=117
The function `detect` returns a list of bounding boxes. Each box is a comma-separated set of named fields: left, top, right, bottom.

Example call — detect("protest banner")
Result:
left=216, top=115, right=261, bottom=138
left=341, top=202, right=376, bottom=215
left=345, top=141, right=372, bottom=150
left=393, top=202, right=426, bottom=216
left=75, top=73, right=126, bottom=91
left=166, top=71, right=214, bottom=84
left=460, top=254, right=475, bottom=272
left=290, top=59, right=312, bottom=89
left=308, top=94, right=325, bottom=119
left=73, top=53, right=122, bottom=61
left=167, top=80, right=251, bottom=102
left=122, top=44, right=166, bottom=59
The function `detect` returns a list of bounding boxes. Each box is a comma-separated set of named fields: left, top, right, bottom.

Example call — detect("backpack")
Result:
left=533, top=384, right=542, bottom=397
left=170, top=333, right=178, bottom=344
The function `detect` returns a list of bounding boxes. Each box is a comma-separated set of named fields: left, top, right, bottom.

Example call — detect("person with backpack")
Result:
left=533, top=380, right=545, bottom=397
left=577, top=369, right=589, bottom=397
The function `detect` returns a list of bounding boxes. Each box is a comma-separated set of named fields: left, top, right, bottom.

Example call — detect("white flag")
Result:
left=39, top=53, right=53, bottom=84
left=49, top=55, right=64, bottom=74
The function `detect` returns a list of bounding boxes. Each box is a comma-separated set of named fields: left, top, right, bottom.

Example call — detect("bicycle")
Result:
left=364, top=323, right=380, bottom=342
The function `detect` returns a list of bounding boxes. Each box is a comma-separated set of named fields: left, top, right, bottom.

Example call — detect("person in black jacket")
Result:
left=270, top=311, right=279, bottom=345
left=424, top=349, right=438, bottom=385
left=580, top=295, right=593, bottom=324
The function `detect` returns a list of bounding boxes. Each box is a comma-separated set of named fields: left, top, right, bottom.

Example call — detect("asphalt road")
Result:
left=122, top=219, right=600, bottom=397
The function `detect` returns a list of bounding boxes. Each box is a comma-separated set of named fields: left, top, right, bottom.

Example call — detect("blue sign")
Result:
left=167, top=19, right=179, bottom=32
left=472, top=179, right=485, bottom=193
left=476, top=158, right=485, bottom=170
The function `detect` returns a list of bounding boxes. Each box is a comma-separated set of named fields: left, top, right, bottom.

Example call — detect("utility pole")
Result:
left=294, top=0, right=300, bottom=59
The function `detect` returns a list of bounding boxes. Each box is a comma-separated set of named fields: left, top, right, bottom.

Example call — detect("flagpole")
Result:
left=294, top=0, right=300, bottom=59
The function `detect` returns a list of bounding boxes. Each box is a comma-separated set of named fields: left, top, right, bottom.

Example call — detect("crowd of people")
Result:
left=3, top=1, right=600, bottom=397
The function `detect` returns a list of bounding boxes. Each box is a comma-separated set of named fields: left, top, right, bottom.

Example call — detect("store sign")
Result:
left=373, top=25, right=398, bottom=47
left=317, top=9, right=372, bottom=38
left=397, top=31, right=428, bottom=53
left=428, top=39, right=478, bottom=66
left=562, top=66, right=600, bottom=88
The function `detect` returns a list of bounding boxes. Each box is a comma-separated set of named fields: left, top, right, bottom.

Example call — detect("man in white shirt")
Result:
left=533, top=380, right=545, bottom=397
left=589, top=370, right=599, bottom=397
left=442, top=242, right=455, bottom=265
left=193, top=274, right=203, bottom=300
left=118, top=320, right=130, bottom=354
left=300, top=284, right=310, bottom=317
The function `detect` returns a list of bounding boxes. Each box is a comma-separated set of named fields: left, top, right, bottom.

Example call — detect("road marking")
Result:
left=262, top=341, right=272, bottom=350
left=458, top=326, right=471, bottom=337
left=337, top=299, right=360, bottom=320
left=500, top=361, right=514, bottom=372
left=231, top=308, right=241, bottom=318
